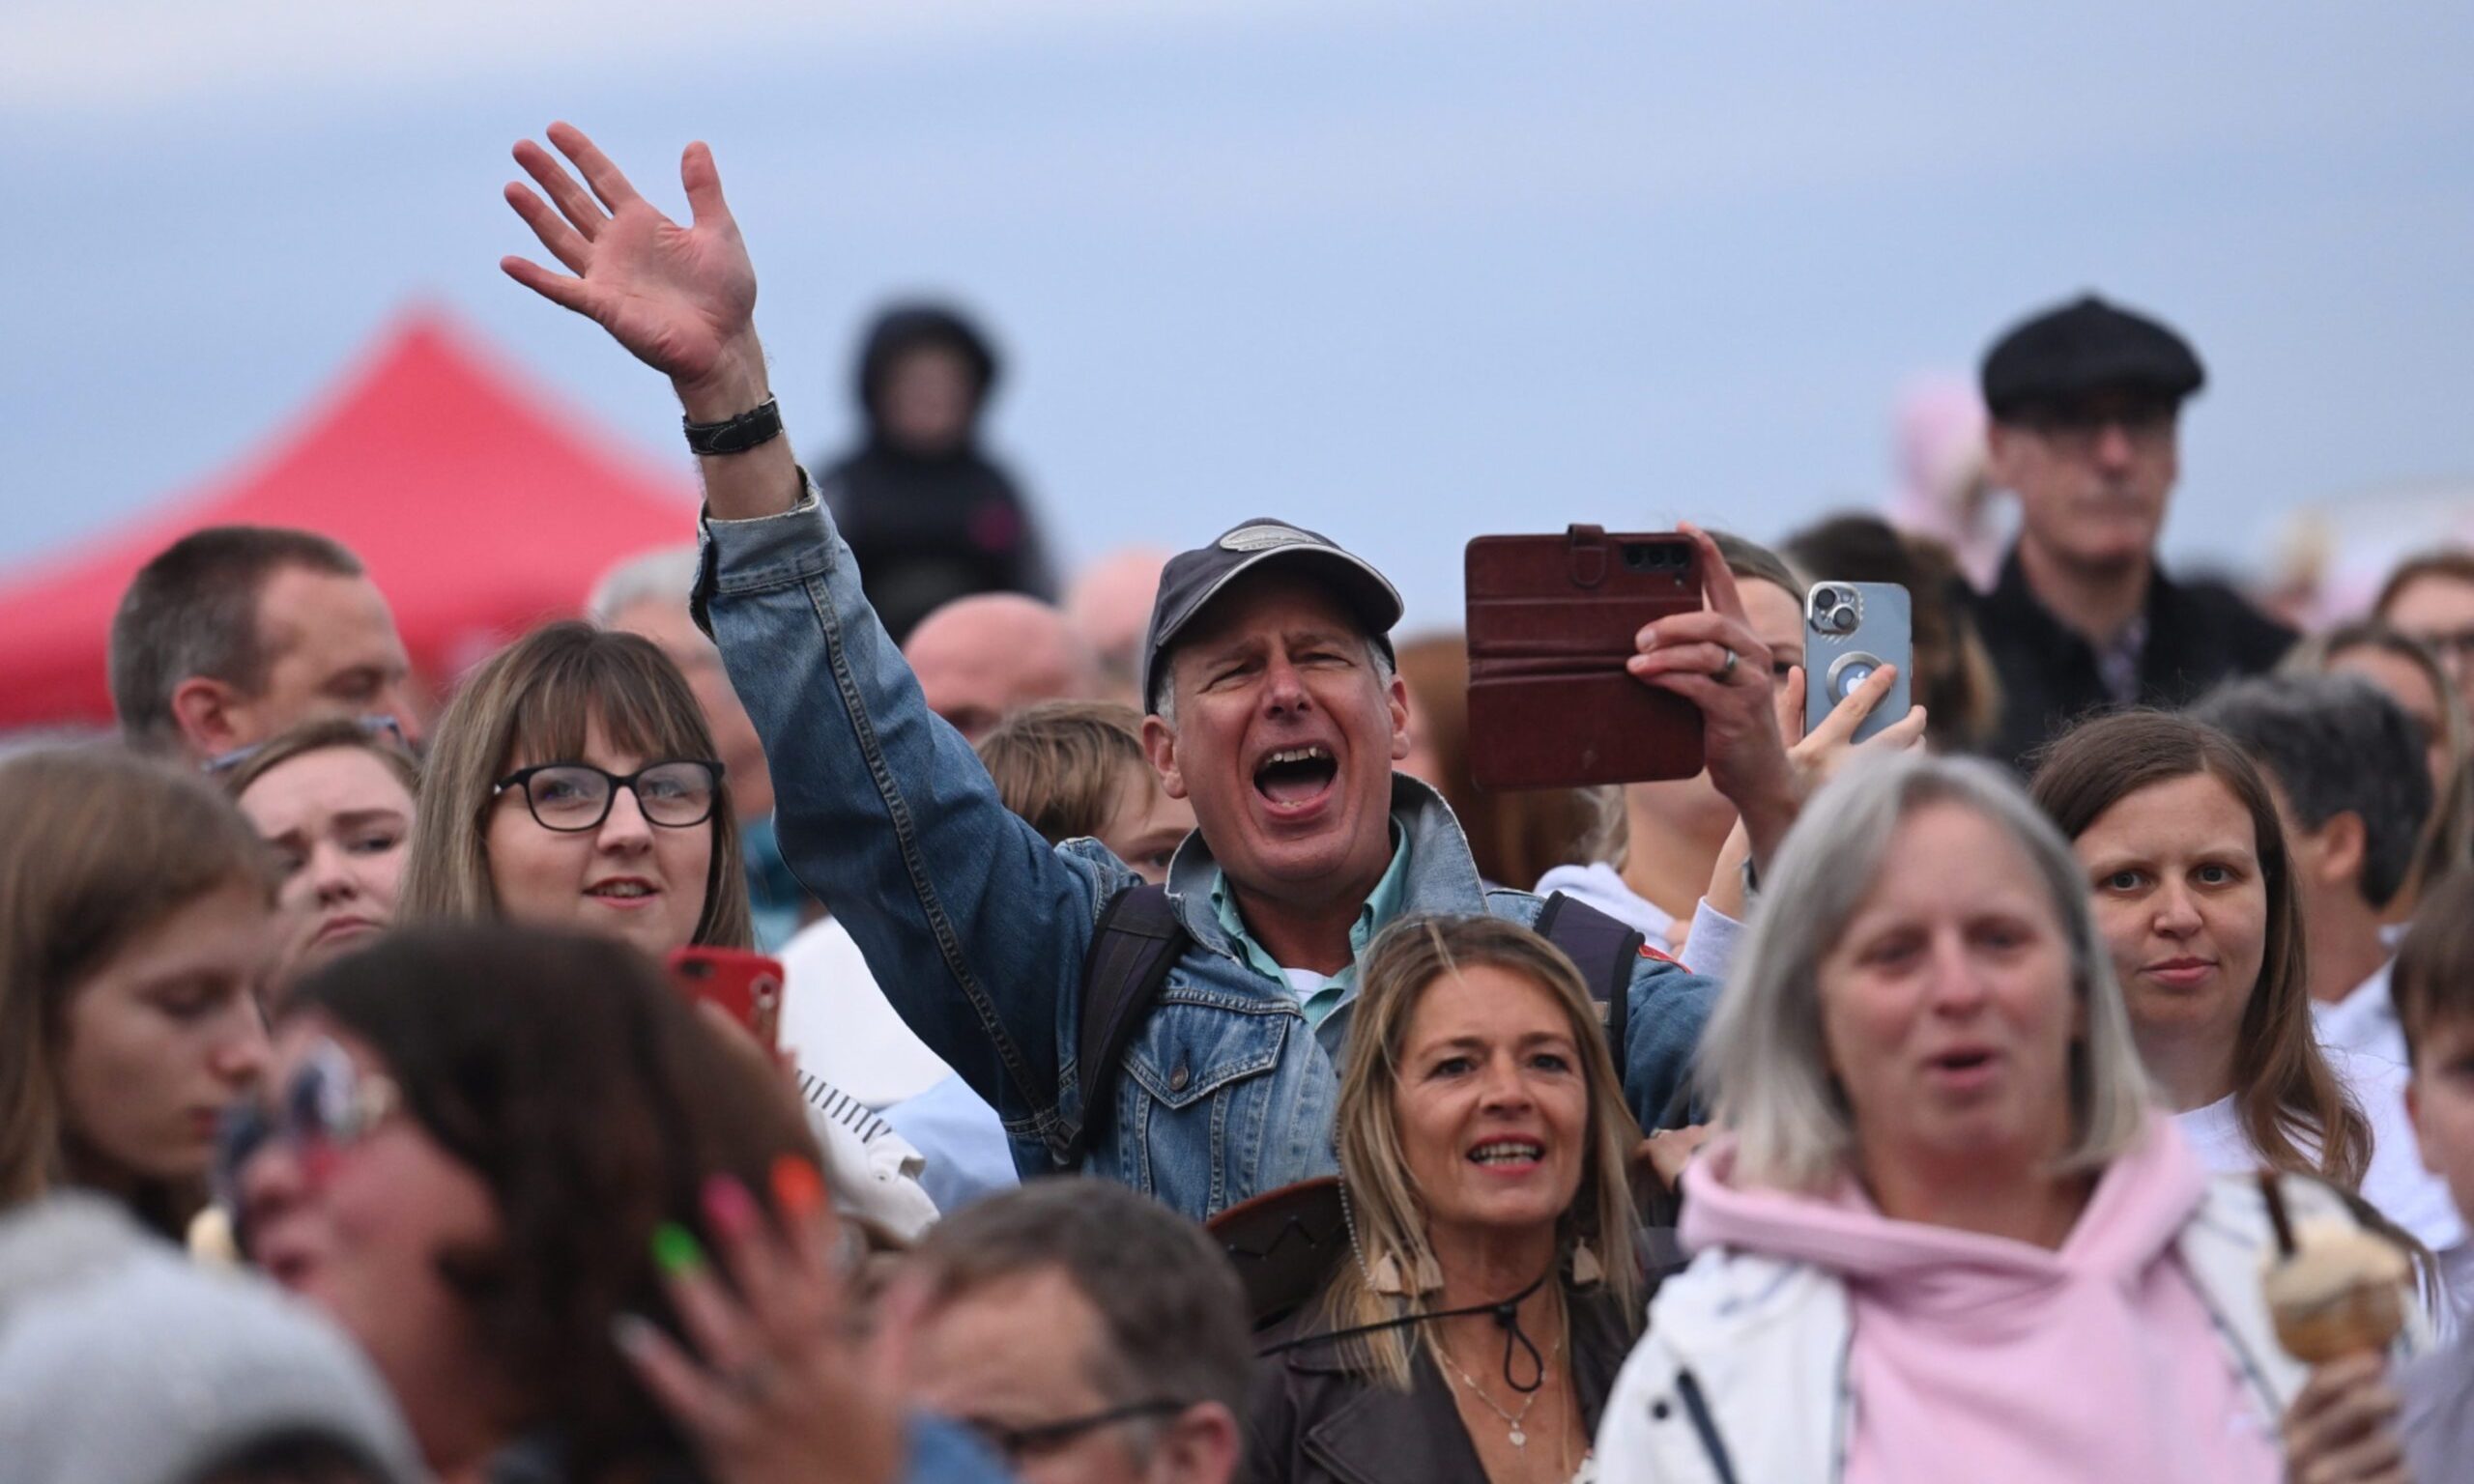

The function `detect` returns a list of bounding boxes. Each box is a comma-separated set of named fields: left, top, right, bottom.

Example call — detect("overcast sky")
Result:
left=5, top=1, right=2467, bottom=627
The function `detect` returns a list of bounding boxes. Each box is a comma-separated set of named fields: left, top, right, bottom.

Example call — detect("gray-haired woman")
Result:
left=1595, top=753, right=2426, bottom=1484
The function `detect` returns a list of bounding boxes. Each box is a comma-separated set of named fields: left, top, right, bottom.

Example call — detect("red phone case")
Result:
left=666, top=947, right=787, bottom=1052
left=1464, top=527, right=1707, bottom=790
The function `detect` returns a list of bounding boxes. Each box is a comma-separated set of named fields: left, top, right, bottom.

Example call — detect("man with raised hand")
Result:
left=500, top=125, right=1805, bottom=1220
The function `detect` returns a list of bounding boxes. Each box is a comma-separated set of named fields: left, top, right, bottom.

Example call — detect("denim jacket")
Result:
left=696, top=485, right=1714, bottom=1220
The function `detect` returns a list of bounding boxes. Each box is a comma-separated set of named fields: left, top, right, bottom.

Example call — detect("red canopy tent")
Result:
left=0, top=306, right=702, bottom=731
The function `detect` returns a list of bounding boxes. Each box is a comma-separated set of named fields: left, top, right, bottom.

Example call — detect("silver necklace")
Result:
left=1438, top=1327, right=1564, bottom=1450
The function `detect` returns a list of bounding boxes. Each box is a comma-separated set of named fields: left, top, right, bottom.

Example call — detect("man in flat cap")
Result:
left=1970, top=292, right=2293, bottom=769
left=499, top=125, right=1810, bottom=1223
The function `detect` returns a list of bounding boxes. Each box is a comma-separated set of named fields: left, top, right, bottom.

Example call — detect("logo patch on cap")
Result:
left=1219, top=523, right=1316, bottom=554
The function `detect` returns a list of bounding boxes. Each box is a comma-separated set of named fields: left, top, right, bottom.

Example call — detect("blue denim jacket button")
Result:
left=1168, top=1064, right=1191, bottom=1093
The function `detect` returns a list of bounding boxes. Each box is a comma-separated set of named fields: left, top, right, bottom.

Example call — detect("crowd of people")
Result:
left=3, top=119, right=2471, bottom=1484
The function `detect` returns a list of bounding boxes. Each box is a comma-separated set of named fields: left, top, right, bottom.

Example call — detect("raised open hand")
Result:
left=502, top=123, right=758, bottom=393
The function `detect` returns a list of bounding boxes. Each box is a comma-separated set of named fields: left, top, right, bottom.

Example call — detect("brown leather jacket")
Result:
left=1242, top=1286, right=1637, bottom=1484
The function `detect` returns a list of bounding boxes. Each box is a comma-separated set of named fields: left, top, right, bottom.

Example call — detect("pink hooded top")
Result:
left=1679, top=1117, right=2280, bottom=1484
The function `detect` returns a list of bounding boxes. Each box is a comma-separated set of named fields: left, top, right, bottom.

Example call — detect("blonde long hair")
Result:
left=1323, top=914, right=1643, bottom=1389
left=399, top=622, right=752, bottom=949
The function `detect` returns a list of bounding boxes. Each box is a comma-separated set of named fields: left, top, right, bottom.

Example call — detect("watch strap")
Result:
left=682, top=398, right=784, bottom=457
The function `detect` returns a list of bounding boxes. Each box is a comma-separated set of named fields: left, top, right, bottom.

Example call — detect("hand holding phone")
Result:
left=1464, top=526, right=1707, bottom=790
left=1802, top=582, right=1913, bottom=746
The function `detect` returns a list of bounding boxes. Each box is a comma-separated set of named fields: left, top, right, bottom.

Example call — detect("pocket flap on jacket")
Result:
left=1126, top=1005, right=1288, bottom=1110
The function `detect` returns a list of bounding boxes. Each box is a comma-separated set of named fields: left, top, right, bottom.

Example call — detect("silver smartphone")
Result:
left=1803, top=581, right=1913, bottom=744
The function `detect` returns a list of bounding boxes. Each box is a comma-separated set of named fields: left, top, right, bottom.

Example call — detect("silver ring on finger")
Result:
left=1720, top=646, right=1739, bottom=678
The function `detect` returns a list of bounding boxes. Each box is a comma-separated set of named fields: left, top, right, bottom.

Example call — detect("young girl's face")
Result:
left=56, top=881, right=273, bottom=1190
left=1099, top=765, right=1194, bottom=885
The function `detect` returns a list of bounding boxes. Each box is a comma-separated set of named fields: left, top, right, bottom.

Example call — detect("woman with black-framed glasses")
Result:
left=398, top=620, right=752, bottom=959
left=392, top=621, right=940, bottom=1248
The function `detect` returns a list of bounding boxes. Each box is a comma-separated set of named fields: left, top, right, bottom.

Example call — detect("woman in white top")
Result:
left=2028, top=710, right=2452, bottom=1264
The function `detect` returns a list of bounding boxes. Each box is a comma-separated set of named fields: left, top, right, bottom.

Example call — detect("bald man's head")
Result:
left=906, top=593, right=1104, bottom=743
left=1065, top=547, right=1170, bottom=704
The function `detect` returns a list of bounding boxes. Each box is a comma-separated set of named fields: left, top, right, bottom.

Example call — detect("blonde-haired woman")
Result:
left=1597, top=753, right=2425, bottom=1484
left=1250, top=914, right=1643, bottom=1484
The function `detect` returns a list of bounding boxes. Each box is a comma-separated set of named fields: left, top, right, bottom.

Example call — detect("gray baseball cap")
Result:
left=1139, top=518, right=1403, bottom=713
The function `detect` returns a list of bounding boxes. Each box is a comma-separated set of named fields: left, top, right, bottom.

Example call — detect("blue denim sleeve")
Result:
left=696, top=486, right=1131, bottom=1159
left=1621, top=957, right=1714, bottom=1131
left=901, top=1416, right=1012, bottom=1484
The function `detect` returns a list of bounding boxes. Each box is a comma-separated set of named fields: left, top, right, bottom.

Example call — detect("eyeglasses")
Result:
left=216, top=1036, right=400, bottom=1212
left=491, top=759, right=724, bottom=833
left=2018, top=404, right=2176, bottom=459
left=954, top=1400, right=1191, bottom=1467
left=203, top=714, right=409, bottom=777
left=2400, top=626, right=2474, bottom=659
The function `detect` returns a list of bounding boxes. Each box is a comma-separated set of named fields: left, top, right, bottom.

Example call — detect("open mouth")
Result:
left=1253, top=745, right=1338, bottom=808
left=1925, top=1047, right=2003, bottom=1090
left=1467, top=1138, right=1544, bottom=1167
left=587, top=880, right=659, bottom=902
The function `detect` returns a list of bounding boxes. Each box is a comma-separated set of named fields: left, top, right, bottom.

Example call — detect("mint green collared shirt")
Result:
left=1209, top=834, right=1412, bottom=1028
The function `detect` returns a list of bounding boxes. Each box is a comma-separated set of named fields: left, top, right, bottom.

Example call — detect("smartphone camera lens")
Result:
left=1623, top=545, right=1649, bottom=571
left=1809, top=585, right=1861, bottom=635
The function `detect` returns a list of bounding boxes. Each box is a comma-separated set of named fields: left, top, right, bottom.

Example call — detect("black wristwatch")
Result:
left=682, top=398, right=784, bottom=457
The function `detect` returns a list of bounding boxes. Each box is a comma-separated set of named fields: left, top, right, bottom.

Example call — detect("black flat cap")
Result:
left=1140, top=518, right=1403, bottom=714
left=1980, top=293, right=2205, bottom=419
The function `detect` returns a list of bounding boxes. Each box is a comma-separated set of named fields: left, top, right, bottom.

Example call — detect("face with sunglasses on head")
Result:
left=222, top=1021, right=503, bottom=1450
left=222, top=927, right=827, bottom=1483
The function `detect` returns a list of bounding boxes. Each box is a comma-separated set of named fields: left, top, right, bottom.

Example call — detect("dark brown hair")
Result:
left=0, top=747, right=278, bottom=1213
left=398, top=622, right=751, bottom=948
left=2029, top=711, right=2370, bottom=1186
left=110, top=526, right=366, bottom=750
left=2394, top=868, right=2474, bottom=1068
left=2373, top=548, right=2474, bottom=624
left=975, top=700, right=1152, bottom=846
left=288, top=925, right=820, bottom=1484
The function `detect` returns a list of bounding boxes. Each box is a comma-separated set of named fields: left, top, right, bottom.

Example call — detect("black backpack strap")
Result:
left=1059, top=884, right=1191, bottom=1169
left=1534, top=891, right=1644, bottom=1061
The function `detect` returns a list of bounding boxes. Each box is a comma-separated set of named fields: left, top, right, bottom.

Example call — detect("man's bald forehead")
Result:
left=905, top=592, right=1102, bottom=737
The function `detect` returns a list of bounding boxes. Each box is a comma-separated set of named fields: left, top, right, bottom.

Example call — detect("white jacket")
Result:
left=1596, top=1173, right=2432, bottom=1484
